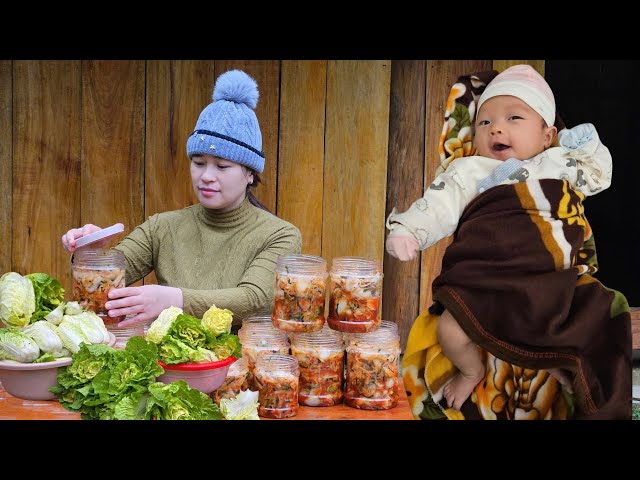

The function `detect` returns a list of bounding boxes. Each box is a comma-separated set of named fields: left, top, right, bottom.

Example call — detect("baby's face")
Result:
left=474, top=95, right=556, bottom=161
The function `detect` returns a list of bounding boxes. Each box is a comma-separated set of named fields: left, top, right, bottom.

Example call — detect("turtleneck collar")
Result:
left=197, top=196, right=255, bottom=228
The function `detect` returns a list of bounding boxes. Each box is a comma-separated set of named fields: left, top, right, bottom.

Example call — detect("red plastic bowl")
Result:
left=156, top=357, right=237, bottom=394
left=158, top=356, right=236, bottom=371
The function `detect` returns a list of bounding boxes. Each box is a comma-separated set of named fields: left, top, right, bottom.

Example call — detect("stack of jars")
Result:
left=267, top=254, right=401, bottom=411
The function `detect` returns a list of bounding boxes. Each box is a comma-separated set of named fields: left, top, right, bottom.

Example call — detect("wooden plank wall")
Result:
left=2, top=59, right=557, bottom=351
left=323, top=61, right=391, bottom=265
left=383, top=60, right=425, bottom=350
left=277, top=61, right=326, bottom=256
left=13, top=61, right=81, bottom=281
left=0, top=60, right=11, bottom=275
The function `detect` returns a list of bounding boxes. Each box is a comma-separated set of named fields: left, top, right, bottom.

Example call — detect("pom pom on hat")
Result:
left=186, top=69, right=265, bottom=172
left=213, top=70, right=259, bottom=109
left=477, top=64, right=556, bottom=127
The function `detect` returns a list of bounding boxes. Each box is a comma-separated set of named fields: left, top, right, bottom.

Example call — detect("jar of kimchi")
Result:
left=240, top=327, right=290, bottom=390
left=71, top=247, right=126, bottom=327
left=255, top=353, right=300, bottom=418
left=344, top=324, right=400, bottom=410
left=291, top=326, right=344, bottom=407
left=211, top=357, right=250, bottom=405
left=272, top=254, right=327, bottom=333
left=327, top=256, right=383, bottom=333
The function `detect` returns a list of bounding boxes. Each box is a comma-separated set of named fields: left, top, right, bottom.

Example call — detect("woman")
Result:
left=62, top=70, right=302, bottom=328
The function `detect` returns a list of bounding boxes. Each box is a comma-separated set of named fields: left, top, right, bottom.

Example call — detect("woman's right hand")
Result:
left=61, top=224, right=102, bottom=253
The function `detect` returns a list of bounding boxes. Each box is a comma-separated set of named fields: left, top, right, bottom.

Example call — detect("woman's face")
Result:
left=190, top=154, right=253, bottom=211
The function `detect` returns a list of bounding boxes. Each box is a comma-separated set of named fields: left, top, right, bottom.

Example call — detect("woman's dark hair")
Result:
left=247, top=170, right=271, bottom=213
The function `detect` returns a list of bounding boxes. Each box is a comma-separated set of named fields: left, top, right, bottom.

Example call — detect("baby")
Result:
left=386, top=64, right=612, bottom=410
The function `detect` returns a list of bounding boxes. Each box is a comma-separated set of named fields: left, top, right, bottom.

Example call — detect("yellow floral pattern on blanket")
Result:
left=401, top=310, right=571, bottom=420
left=436, top=82, right=477, bottom=178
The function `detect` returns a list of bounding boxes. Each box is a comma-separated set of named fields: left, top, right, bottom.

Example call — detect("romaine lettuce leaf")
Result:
left=0, top=327, right=41, bottom=362
left=220, top=389, right=260, bottom=420
left=0, top=272, right=36, bottom=328
left=146, top=306, right=183, bottom=344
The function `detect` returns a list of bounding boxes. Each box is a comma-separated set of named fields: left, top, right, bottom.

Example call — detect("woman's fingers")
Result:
left=108, top=303, right=143, bottom=319
left=117, top=314, right=147, bottom=328
left=107, top=287, right=139, bottom=300
left=61, top=224, right=102, bottom=253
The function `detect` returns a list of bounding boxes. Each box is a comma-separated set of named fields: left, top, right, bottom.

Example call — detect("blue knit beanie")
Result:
left=186, top=70, right=264, bottom=173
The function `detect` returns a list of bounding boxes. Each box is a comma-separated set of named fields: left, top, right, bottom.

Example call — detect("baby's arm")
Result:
left=558, top=123, right=613, bottom=196
left=386, top=158, right=481, bottom=259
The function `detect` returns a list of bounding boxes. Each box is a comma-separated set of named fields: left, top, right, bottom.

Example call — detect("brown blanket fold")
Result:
left=433, top=178, right=631, bottom=419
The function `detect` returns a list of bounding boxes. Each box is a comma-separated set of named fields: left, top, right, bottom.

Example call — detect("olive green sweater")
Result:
left=114, top=197, right=302, bottom=323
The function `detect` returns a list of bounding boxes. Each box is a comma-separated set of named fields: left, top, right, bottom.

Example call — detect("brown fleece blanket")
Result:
left=432, top=178, right=631, bottom=419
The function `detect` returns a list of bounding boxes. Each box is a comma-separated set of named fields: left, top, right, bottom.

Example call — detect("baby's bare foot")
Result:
left=443, top=368, right=485, bottom=411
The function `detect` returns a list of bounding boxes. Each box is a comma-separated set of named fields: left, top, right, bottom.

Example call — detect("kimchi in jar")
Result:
left=211, top=357, right=250, bottom=405
left=240, top=327, right=290, bottom=390
left=327, top=257, right=383, bottom=333
left=344, top=323, right=400, bottom=410
left=291, top=326, right=344, bottom=407
left=272, top=254, right=327, bottom=333
left=255, top=353, right=300, bottom=418
left=71, top=248, right=126, bottom=326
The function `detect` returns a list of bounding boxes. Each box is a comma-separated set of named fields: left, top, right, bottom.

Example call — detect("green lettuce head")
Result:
left=167, top=314, right=207, bottom=349
left=146, top=380, right=222, bottom=420
left=209, top=333, right=242, bottom=360
left=158, top=337, right=195, bottom=364
left=202, top=304, right=234, bottom=337
left=25, top=273, right=65, bottom=312
left=146, top=306, right=183, bottom=344
left=67, top=343, right=116, bottom=383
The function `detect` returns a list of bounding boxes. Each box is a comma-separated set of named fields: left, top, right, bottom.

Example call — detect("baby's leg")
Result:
left=547, top=368, right=574, bottom=393
left=437, top=309, right=485, bottom=411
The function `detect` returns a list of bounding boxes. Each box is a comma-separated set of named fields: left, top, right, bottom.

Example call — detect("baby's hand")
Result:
left=559, top=123, right=596, bottom=151
left=386, top=233, right=420, bottom=261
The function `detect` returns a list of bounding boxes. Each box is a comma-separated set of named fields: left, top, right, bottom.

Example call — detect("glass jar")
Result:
left=255, top=353, right=300, bottom=418
left=240, top=328, right=290, bottom=390
left=211, top=357, right=250, bottom=405
left=71, top=247, right=126, bottom=327
left=291, top=326, right=344, bottom=407
left=344, top=324, right=400, bottom=410
left=272, top=254, right=327, bottom=333
left=238, top=315, right=281, bottom=342
left=343, top=319, right=398, bottom=345
left=327, top=256, right=383, bottom=333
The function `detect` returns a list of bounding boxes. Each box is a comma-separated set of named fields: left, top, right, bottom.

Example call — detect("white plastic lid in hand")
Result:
left=75, top=223, right=125, bottom=249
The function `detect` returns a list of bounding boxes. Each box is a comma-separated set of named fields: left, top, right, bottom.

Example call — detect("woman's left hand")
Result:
left=105, top=285, right=184, bottom=327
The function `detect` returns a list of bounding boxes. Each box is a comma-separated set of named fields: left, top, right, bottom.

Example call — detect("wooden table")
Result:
left=0, top=380, right=414, bottom=420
